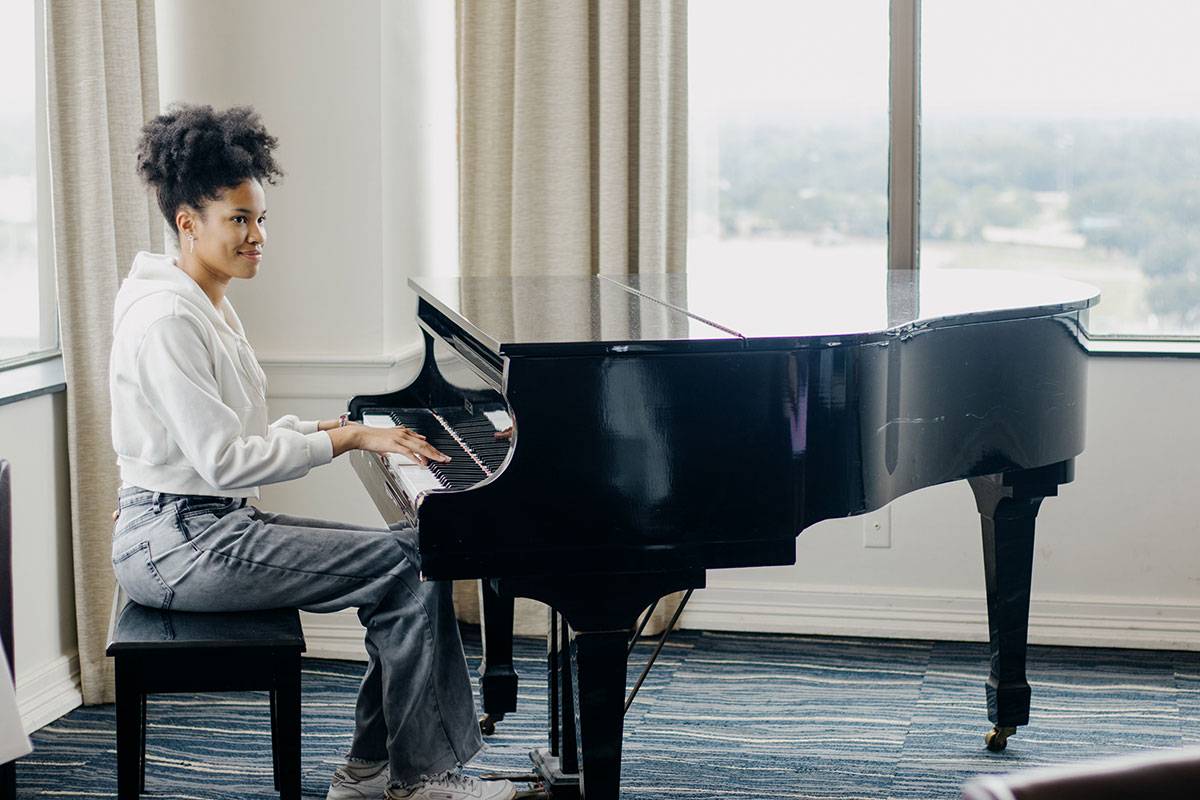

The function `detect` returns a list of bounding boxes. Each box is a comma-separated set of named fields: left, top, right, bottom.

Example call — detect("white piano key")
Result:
left=385, top=454, right=445, bottom=496
left=484, top=409, right=513, bottom=431
left=370, top=416, right=447, bottom=494
left=397, top=466, right=445, bottom=497
left=386, top=451, right=422, bottom=468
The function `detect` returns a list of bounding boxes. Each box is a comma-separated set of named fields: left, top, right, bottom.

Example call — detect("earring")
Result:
left=187, top=234, right=195, bottom=253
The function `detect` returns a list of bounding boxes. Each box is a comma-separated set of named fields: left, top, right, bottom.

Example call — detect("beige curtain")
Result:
left=455, top=0, right=688, bottom=636
left=458, top=0, right=687, bottom=277
left=45, top=0, right=162, bottom=704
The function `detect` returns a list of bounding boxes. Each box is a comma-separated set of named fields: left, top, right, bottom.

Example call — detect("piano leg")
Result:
left=500, top=569, right=705, bottom=799
left=570, top=630, right=631, bottom=800
left=969, top=459, right=1073, bottom=752
left=478, top=579, right=518, bottom=735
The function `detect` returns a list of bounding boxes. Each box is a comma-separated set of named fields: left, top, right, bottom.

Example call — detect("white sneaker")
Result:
left=327, top=760, right=391, bottom=799
left=385, top=768, right=516, bottom=800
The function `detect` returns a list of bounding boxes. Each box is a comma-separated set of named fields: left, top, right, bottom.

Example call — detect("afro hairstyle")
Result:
left=136, top=103, right=283, bottom=237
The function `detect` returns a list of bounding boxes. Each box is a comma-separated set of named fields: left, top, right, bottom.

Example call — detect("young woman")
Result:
left=110, top=103, right=514, bottom=800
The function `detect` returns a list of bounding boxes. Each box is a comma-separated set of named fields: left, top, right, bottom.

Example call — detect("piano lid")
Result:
left=611, top=266, right=1099, bottom=348
left=410, top=267, right=1100, bottom=355
left=410, top=274, right=741, bottom=356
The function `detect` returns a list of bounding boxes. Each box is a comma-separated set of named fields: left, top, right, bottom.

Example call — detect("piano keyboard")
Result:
left=362, top=406, right=513, bottom=500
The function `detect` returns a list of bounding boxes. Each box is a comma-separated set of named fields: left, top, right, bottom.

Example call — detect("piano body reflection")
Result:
left=349, top=267, right=1099, bottom=799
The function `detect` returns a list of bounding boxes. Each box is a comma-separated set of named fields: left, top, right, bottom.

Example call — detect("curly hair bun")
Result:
left=136, top=103, right=284, bottom=233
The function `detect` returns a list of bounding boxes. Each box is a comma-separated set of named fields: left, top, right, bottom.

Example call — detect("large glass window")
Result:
left=0, top=0, right=54, bottom=365
left=922, top=0, right=1200, bottom=337
left=688, top=1, right=890, bottom=274
left=690, top=1, right=1200, bottom=343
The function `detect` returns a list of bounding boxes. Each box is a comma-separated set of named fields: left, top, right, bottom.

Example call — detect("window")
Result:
left=689, top=1, right=1200, bottom=343
left=688, top=1, right=890, bottom=275
left=0, top=0, right=55, bottom=366
left=923, top=0, right=1200, bottom=337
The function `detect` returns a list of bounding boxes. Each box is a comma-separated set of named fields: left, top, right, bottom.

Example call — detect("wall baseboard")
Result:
left=17, top=653, right=82, bottom=734
left=680, top=583, right=1200, bottom=651
left=298, top=583, right=1200, bottom=662
left=300, top=610, right=368, bottom=662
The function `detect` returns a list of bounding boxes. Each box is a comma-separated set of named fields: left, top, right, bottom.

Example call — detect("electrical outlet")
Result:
left=863, top=507, right=891, bottom=548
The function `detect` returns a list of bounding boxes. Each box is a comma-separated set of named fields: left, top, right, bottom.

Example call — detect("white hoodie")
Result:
left=109, top=251, right=333, bottom=497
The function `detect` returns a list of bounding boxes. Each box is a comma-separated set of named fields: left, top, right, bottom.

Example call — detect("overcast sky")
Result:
left=0, top=1, right=34, bottom=117
left=691, top=0, right=1200, bottom=119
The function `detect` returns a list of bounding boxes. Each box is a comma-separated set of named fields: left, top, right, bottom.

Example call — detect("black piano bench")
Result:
left=104, top=588, right=306, bottom=800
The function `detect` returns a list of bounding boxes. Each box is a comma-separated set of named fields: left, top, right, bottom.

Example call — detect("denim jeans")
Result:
left=111, top=486, right=483, bottom=785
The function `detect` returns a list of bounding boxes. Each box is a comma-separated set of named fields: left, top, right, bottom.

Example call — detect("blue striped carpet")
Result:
left=18, top=629, right=1200, bottom=799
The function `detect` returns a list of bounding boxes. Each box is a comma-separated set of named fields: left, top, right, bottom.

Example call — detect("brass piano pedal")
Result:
left=478, top=773, right=540, bottom=783
left=477, top=773, right=546, bottom=799
left=984, top=725, right=1017, bottom=752
left=479, top=712, right=505, bottom=735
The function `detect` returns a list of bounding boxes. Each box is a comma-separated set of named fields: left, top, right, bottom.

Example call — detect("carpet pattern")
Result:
left=17, top=628, right=1200, bottom=799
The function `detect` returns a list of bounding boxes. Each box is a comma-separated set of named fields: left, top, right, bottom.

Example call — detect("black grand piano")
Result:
left=348, top=265, right=1099, bottom=799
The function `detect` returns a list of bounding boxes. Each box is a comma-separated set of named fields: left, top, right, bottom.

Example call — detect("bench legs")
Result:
left=270, top=689, right=279, bottom=790
left=114, top=651, right=303, bottom=800
left=0, top=761, right=16, bottom=799
left=273, top=652, right=302, bottom=800
left=114, top=659, right=142, bottom=800
left=140, top=695, right=147, bottom=792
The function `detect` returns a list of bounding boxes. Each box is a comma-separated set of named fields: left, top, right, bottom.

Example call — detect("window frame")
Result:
left=888, top=0, right=920, bottom=271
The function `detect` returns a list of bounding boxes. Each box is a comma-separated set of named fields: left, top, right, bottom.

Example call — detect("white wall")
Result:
left=0, top=392, right=82, bottom=732
left=155, top=0, right=458, bottom=362
left=155, top=0, right=388, bottom=358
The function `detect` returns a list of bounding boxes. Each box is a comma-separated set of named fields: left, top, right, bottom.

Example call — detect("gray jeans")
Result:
left=111, top=486, right=483, bottom=785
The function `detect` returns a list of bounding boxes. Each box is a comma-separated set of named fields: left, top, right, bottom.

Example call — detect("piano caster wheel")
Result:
left=480, top=713, right=504, bottom=736
left=984, top=725, right=1016, bottom=752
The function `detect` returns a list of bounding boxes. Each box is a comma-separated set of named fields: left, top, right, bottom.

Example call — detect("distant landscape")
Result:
left=702, top=116, right=1200, bottom=335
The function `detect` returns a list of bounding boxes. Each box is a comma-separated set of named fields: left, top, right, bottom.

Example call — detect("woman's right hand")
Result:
left=330, top=424, right=451, bottom=465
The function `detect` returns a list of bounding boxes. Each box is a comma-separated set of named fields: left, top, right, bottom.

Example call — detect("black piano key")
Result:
left=370, top=405, right=513, bottom=492
left=433, top=406, right=513, bottom=473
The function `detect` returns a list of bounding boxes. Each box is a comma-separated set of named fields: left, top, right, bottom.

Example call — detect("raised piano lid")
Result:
left=610, top=266, right=1100, bottom=348
left=409, top=274, right=741, bottom=356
